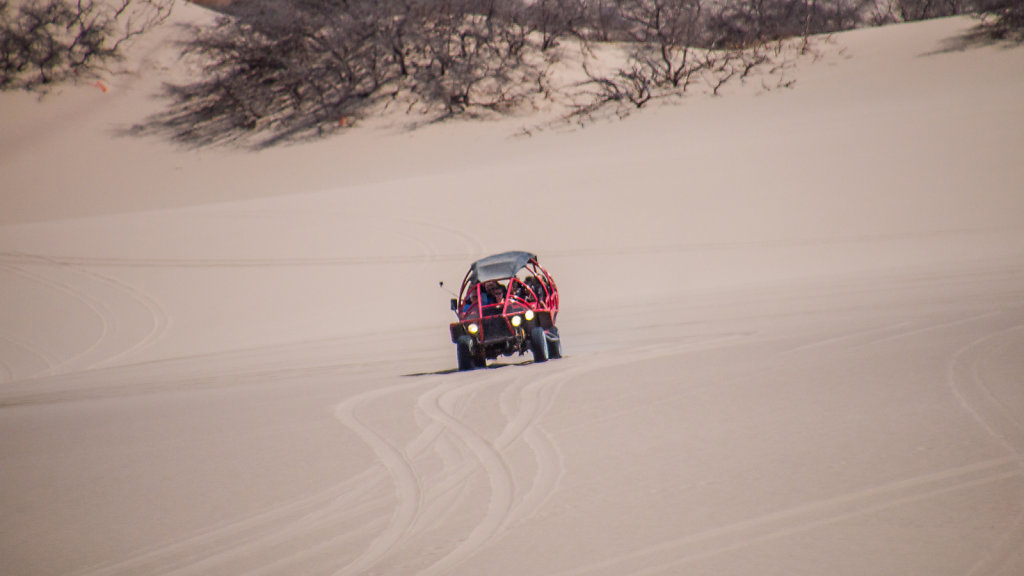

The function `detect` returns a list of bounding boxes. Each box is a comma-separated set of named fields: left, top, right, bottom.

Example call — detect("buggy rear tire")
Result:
left=457, top=336, right=475, bottom=371
left=530, top=326, right=548, bottom=363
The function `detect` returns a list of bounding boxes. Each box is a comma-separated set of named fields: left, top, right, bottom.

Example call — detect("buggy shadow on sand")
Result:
left=448, top=251, right=562, bottom=371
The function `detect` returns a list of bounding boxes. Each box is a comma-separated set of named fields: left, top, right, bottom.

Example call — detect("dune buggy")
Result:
left=449, top=251, right=561, bottom=371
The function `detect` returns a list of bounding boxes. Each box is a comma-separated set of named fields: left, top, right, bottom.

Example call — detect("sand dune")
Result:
left=2, top=13, right=1024, bottom=576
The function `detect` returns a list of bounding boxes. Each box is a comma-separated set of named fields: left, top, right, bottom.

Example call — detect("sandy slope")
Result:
left=2, top=12, right=1024, bottom=576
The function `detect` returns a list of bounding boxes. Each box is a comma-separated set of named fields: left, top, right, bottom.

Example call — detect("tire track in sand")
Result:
left=0, top=331, right=57, bottom=382
left=414, top=374, right=518, bottom=576
left=0, top=261, right=112, bottom=378
left=549, top=457, right=1023, bottom=576
left=81, top=379, right=443, bottom=575
left=0, top=252, right=171, bottom=374
left=75, top=471, right=390, bottom=576
left=945, top=320, right=1024, bottom=576
left=544, top=314, right=1024, bottom=576
left=946, top=322, right=1024, bottom=458
left=332, top=380, right=426, bottom=576
left=413, top=334, right=755, bottom=576
left=77, top=332, right=758, bottom=575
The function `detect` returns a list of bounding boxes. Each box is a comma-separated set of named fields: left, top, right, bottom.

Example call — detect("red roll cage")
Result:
left=455, top=256, right=559, bottom=322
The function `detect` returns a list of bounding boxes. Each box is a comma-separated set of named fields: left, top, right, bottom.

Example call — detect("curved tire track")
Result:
left=0, top=261, right=112, bottom=378
left=946, top=322, right=1024, bottom=458
left=0, top=253, right=171, bottom=376
left=332, top=381, right=426, bottom=576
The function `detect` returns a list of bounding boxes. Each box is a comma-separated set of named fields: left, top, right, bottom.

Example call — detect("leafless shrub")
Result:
left=132, top=0, right=550, bottom=146
left=566, top=0, right=708, bottom=120
left=16, top=0, right=1011, bottom=147
left=525, top=0, right=587, bottom=50
left=567, top=20, right=810, bottom=124
left=892, top=0, right=971, bottom=21
left=704, top=0, right=871, bottom=48
left=408, top=0, right=542, bottom=116
left=568, top=0, right=797, bottom=119
left=974, top=0, right=1024, bottom=39
left=0, top=0, right=172, bottom=90
left=575, top=0, right=631, bottom=41
left=702, top=46, right=772, bottom=94
left=132, top=0, right=1006, bottom=146
left=576, top=59, right=653, bottom=110
left=615, top=0, right=708, bottom=87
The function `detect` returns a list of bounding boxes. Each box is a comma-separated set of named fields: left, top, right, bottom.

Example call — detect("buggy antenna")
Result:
left=439, top=281, right=457, bottom=298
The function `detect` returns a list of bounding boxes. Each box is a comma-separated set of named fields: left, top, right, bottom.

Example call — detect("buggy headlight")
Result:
left=511, top=315, right=522, bottom=327
left=524, top=310, right=535, bottom=321
left=467, top=323, right=479, bottom=334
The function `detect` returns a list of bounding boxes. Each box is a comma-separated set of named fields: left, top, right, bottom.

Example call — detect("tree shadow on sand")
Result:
left=921, top=16, right=1024, bottom=56
left=118, top=20, right=386, bottom=149
left=120, top=0, right=549, bottom=150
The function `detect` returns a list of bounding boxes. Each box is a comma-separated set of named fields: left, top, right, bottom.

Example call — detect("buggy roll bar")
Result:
left=455, top=256, right=558, bottom=321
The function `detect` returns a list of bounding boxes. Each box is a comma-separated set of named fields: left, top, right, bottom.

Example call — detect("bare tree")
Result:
left=133, top=0, right=399, bottom=146
left=571, top=0, right=720, bottom=121
left=893, top=0, right=970, bottom=21
left=0, top=0, right=171, bottom=90
left=132, top=0, right=1000, bottom=147
left=568, top=0, right=820, bottom=121
left=134, top=0, right=548, bottom=145
left=579, top=59, right=653, bottom=109
left=525, top=0, right=586, bottom=50
left=376, top=0, right=542, bottom=115
left=705, top=0, right=870, bottom=47
left=615, top=0, right=707, bottom=87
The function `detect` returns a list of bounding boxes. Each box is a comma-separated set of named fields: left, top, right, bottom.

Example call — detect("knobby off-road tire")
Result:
left=530, top=326, right=548, bottom=363
left=457, top=336, right=476, bottom=371
left=547, top=327, right=562, bottom=359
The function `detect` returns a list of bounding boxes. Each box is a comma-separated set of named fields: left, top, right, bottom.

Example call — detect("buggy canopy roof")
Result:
left=469, top=251, right=537, bottom=283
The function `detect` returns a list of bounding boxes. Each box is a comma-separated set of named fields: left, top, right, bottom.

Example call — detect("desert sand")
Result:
left=2, top=8, right=1024, bottom=575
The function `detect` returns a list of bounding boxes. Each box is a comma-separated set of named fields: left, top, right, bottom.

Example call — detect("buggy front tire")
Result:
left=547, top=327, right=562, bottom=359
left=457, top=336, right=476, bottom=371
left=530, top=326, right=548, bottom=363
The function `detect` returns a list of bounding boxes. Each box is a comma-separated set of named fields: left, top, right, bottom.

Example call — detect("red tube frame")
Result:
left=454, top=257, right=559, bottom=322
